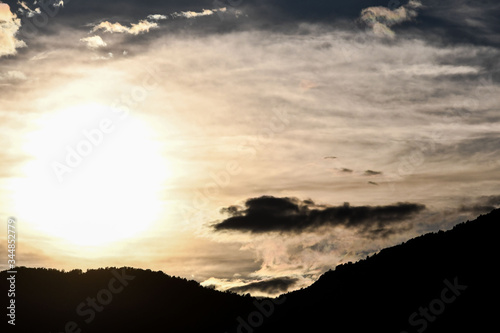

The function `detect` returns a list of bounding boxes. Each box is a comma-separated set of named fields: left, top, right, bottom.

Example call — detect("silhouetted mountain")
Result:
left=2, top=209, right=499, bottom=332
left=259, top=208, right=500, bottom=333
left=2, top=266, right=257, bottom=333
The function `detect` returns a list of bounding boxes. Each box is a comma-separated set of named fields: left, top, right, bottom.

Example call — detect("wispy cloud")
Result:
left=89, top=7, right=228, bottom=38
left=0, top=70, right=26, bottom=81
left=172, top=9, right=216, bottom=19
left=29, top=51, right=53, bottom=61
left=91, top=19, right=158, bottom=35
left=382, top=64, right=480, bottom=77
left=171, top=8, right=233, bottom=20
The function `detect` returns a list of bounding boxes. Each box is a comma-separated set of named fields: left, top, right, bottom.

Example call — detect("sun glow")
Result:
left=14, top=103, right=170, bottom=246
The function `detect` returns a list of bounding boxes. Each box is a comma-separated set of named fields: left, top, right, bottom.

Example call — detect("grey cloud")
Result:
left=405, top=133, right=500, bottom=166
left=364, top=170, right=383, bottom=176
left=214, top=196, right=425, bottom=236
left=453, top=135, right=500, bottom=158
left=458, top=195, right=500, bottom=215
left=307, top=239, right=336, bottom=253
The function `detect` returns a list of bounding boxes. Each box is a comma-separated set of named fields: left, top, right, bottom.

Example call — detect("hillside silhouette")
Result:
left=262, top=208, right=500, bottom=332
left=2, top=209, right=499, bottom=332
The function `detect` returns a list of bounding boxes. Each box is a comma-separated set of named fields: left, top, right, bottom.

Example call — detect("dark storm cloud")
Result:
left=4, top=0, right=499, bottom=47
left=214, top=196, right=425, bottom=235
left=228, top=276, right=298, bottom=294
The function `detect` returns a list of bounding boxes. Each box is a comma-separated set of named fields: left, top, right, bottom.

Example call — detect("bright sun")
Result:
left=15, top=103, right=170, bottom=246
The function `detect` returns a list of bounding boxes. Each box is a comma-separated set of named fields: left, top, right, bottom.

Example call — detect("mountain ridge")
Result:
left=261, top=208, right=499, bottom=332
left=2, top=209, right=499, bottom=332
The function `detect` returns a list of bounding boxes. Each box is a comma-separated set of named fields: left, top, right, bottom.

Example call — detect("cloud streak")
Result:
left=172, top=9, right=216, bottom=19
left=91, top=19, right=158, bottom=35
left=0, top=70, right=26, bottom=81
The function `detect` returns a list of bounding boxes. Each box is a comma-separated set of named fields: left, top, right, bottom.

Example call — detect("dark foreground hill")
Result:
left=2, top=209, right=499, bottom=333
left=262, top=208, right=500, bottom=333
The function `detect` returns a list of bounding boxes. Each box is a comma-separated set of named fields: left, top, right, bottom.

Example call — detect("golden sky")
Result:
left=1, top=0, right=500, bottom=296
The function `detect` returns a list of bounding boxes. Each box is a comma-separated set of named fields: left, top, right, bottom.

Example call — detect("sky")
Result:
left=1, top=0, right=499, bottom=297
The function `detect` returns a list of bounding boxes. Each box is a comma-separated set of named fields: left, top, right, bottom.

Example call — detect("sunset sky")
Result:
left=1, top=0, right=499, bottom=297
